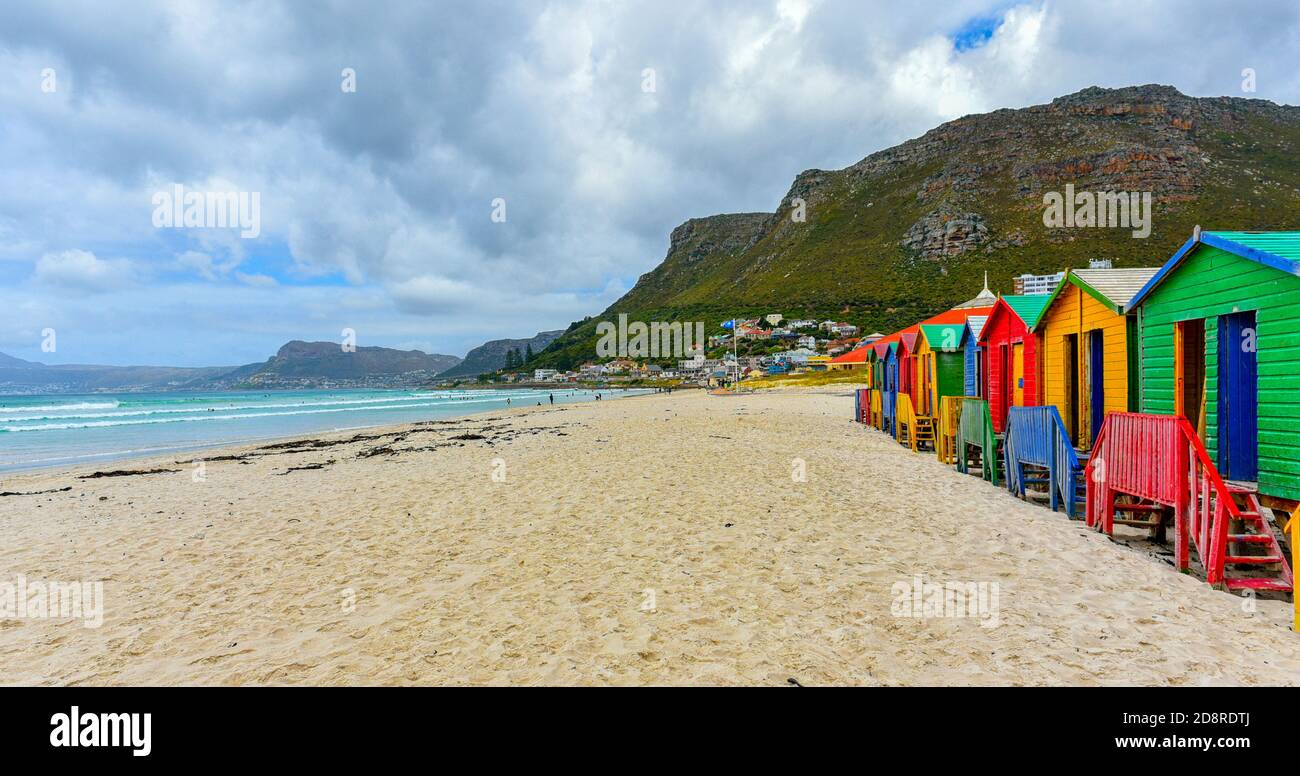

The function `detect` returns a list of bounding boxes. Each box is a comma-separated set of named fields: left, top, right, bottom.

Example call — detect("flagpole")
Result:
left=733, top=316, right=739, bottom=388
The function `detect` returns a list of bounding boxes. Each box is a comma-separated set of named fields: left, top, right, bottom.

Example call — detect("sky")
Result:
left=2, top=0, right=1299, bottom=367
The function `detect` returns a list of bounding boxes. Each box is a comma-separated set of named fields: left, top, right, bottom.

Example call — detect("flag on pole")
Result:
left=720, top=319, right=735, bottom=329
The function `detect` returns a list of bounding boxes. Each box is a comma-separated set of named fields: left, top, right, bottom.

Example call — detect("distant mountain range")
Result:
left=530, top=85, right=1300, bottom=369
left=0, top=352, right=236, bottom=393
left=436, top=330, right=564, bottom=378
left=0, top=341, right=463, bottom=394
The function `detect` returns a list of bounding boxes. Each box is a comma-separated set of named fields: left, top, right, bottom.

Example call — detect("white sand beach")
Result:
left=0, top=389, right=1297, bottom=686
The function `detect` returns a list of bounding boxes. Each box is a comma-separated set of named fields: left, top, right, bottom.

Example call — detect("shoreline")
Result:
left=2, top=388, right=1297, bottom=686
left=0, top=391, right=657, bottom=484
left=0, top=387, right=651, bottom=477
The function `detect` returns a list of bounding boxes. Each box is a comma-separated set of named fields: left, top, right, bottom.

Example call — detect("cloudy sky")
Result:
left=3, top=0, right=1298, bottom=366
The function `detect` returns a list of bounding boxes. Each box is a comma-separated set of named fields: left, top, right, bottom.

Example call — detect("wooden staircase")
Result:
left=1219, top=486, right=1293, bottom=593
left=911, top=415, right=936, bottom=452
left=935, top=396, right=965, bottom=465
left=1002, top=406, right=1083, bottom=518
left=955, top=399, right=1001, bottom=485
left=896, top=394, right=915, bottom=449
left=1087, top=412, right=1293, bottom=594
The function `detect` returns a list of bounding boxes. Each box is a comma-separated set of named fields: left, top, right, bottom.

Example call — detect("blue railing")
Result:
left=1003, top=406, right=1082, bottom=517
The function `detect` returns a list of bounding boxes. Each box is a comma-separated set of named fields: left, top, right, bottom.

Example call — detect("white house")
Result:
left=533, top=368, right=559, bottom=381
left=676, top=353, right=707, bottom=371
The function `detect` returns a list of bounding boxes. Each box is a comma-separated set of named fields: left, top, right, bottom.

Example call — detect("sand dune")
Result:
left=0, top=389, right=1296, bottom=685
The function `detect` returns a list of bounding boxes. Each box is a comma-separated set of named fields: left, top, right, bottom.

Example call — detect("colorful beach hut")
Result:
left=894, top=332, right=920, bottom=446
left=1031, top=268, right=1156, bottom=448
left=977, top=294, right=1050, bottom=433
left=915, top=323, right=970, bottom=463
left=962, top=315, right=987, bottom=399
left=915, top=323, right=967, bottom=418
left=1089, top=230, right=1298, bottom=601
left=898, top=330, right=919, bottom=418
left=1130, top=231, right=1300, bottom=503
left=880, top=340, right=900, bottom=437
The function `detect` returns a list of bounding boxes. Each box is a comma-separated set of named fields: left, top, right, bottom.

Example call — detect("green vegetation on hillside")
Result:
left=531, top=86, right=1300, bottom=371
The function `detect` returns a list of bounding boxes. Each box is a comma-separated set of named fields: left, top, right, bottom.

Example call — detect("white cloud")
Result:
left=34, top=249, right=136, bottom=292
left=235, top=271, right=278, bottom=288
left=2, top=0, right=1298, bottom=364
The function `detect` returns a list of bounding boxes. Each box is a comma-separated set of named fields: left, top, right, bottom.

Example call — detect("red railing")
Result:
left=1085, top=412, right=1242, bottom=586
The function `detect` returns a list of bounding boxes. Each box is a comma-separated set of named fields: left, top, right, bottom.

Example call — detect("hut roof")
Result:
left=1130, top=230, right=1300, bottom=308
left=1000, top=294, right=1051, bottom=329
left=898, top=331, right=918, bottom=355
left=977, top=295, right=1049, bottom=345
left=1031, top=267, right=1159, bottom=326
left=963, top=315, right=988, bottom=342
left=918, top=323, right=966, bottom=352
left=830, top=347, right=868, bottom=364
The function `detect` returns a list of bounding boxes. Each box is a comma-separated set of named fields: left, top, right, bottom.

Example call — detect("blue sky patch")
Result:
left=952, top=13, right=1004, bottom=51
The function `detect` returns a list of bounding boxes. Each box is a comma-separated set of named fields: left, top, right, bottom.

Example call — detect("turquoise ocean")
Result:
left=0, top=388, right=642, bottom=473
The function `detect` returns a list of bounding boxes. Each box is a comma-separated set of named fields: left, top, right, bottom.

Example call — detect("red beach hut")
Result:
left=977, top=295, right=1050, bottom=433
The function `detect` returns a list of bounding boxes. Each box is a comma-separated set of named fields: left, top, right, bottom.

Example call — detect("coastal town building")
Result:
left=819, top=321, right=859, bottom=337
left=1012, top=271, right=1066, bottom=295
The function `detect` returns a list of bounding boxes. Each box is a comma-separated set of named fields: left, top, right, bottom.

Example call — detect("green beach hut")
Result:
left=1129, top=229, right=1300, bottom=515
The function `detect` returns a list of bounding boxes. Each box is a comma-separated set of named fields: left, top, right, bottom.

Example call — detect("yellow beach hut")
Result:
left=1030, top=267, right=1157, bottom=448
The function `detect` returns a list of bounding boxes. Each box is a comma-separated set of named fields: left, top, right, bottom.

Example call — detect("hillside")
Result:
left=211, top=341, right=461, bottom=389
left=532, top=85, right=1300, bottom=369
left=0, top=341, right=462, bottom=393
left=436, top=330, right=564, bottom=378
left=0, top=358, right=236, bottom=393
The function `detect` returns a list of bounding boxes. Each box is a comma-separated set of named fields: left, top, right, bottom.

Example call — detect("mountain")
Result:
left=204, top=341, right=461, bottom=389
left=531, top=85, right=1300, bottom=369
left=0, top=342, right=462, bottom=394
left=0, top=352, right=37, bottom=367
left=0, top=357, right=236, bottom=393
left=436, top=330, right=565, bottom=378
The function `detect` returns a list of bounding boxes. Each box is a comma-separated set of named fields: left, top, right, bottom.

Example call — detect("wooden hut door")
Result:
left=918, top=354, right=930, bottom=415
left=1174, top=319, right=1206, bottom=436
left=1063, top=334, right=1079, bottom=444
left=999, top=345, right=1010, bottom=419
left=1217, top=311, right=1258, bottom=481
left=1012, top=343, right=1025, bottom=406
left=1088, top=329, right=1105, bottom=446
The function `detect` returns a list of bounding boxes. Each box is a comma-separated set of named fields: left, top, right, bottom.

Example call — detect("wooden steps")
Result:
left=911, top=415, right=936, bottom=452
left=1220, top=486, right=1293, bottom=594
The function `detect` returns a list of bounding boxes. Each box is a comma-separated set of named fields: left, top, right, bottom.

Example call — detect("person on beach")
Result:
left=549, top=393, right=554, bottom=405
